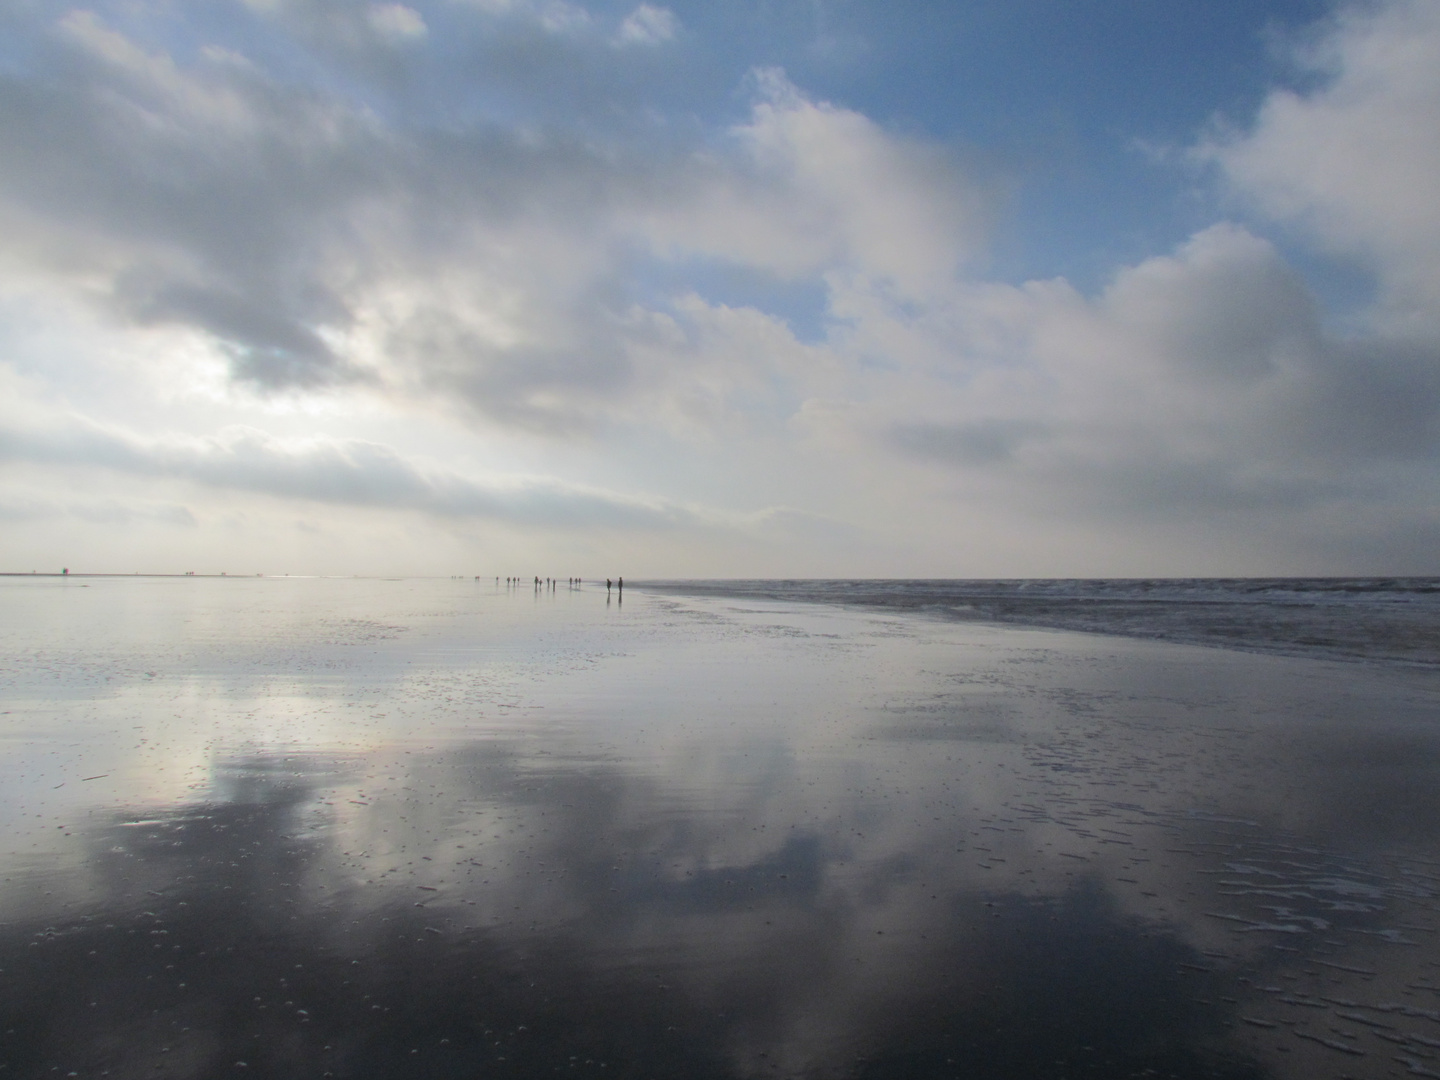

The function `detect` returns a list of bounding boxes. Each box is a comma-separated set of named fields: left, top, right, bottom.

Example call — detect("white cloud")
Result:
left=798, top=219, right=1440, bottom=555
left=639, top=70, right=990, bottom=300
left=452, top=0, right=592, bottom=34
left=536, top=1, right=593, bottom=34
left=1203, top=0, right=1440, bottom=328
left=616, top=4, right=678, bottom=47
left=56, top=10, right=262, bottom=133
left=367, top=4, right=427, bottom=42
left=464, top=0, right=593, bottom=33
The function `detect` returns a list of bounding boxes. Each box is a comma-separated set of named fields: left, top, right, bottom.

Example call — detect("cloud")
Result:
left=367, top=4, right=427, bottom=41
left=1202, top=0, right=1440, bottom=327
left=1, top=8, right=679, bottom=415
left=1, top=0, right=1439, bottom=573
left=0, top=492, right=197, bottom=528
left=449, top=0, right=593, bottom=34
left=0, top=414, right=702, bottom=531
left=890, top=418, right=1049, bottom=467
left=248, top=0, right=585, bottom=48
left=615, top=5, right=678, bottom=47
left=0, top=10, right=391, bottom=390
left=639, top=69, right=991, bottom=300
left=367, top=69, right=991, bottom=432
left=1, top=15, right=987, bottom=431
left=841, top=222, right=1440, bottom=529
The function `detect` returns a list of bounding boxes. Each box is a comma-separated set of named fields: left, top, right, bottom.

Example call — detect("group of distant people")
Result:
left=495, top=576, right=622, bottom=593
left=500, top=576, right=571, bottom=589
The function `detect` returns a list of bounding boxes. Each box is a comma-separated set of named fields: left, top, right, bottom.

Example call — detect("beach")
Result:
left=3, top=575, right=1440, bottom=1079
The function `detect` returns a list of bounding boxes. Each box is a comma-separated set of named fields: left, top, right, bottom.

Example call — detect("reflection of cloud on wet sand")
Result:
left=857, top=633, right=1440, bottom=1077
left=7, top=589, right=1440, bottom=1079
left=0, top=741, right=1273, bottom=1080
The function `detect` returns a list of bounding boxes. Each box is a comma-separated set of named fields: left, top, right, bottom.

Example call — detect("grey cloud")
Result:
left=1278, top=334, right=1440, bottom=462
left=0, top=8, right=661, bottom=406
left=746, top=506, right=867, bottom=547
left=874, top=222, right=1440, bottom=536
left=120, top=279, right=360, bottom=390
left=387, top=299, right=637, bottom=435
left=0, top=8, right=995, bottom=432
left=0, top=494, right=197, bottom=527
left=1114, top=228, right=1440, bottom=468
left=0, top=418, right=696, bottom=531
left=1100, top=223, right=1320, bottom=384
left=1053, top=456, right=1353, bottom=517
left=890, top=418, right=1048, bottom=466
left=0, top=19, right=386, bottom=389
left=1297, top=507, right=1440, bottom=575
left=1026, top=333, right=1440, bottom=524
left=1059, top=330, right=1440, bottom=521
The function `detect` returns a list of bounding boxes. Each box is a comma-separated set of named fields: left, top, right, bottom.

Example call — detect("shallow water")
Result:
left=4, top=576, right=1440, bottom=1079
left=646, top=578, right=1440, bottom=667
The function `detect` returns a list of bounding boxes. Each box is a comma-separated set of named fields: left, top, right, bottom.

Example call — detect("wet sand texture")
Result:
left=2, top=575, right=1440, bottom=1079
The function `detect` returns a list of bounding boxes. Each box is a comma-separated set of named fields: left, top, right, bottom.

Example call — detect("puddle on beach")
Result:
left=4, top=576, right=1440, bottom=1079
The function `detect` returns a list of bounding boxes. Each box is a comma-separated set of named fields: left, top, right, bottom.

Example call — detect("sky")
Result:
left=2, top=0, right=1439, bottom=578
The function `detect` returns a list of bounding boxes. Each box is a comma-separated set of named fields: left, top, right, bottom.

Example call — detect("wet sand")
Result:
left=3, top=576, right=1440, bottom=1079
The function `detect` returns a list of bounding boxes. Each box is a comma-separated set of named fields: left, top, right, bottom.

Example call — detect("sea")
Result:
left=2, top=574, right=1440, bottom=1079
left=645, top=577, right=1440, bottom=667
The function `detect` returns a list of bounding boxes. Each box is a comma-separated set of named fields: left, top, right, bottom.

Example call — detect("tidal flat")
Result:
left=3, top=576, right=1440, bottom=1080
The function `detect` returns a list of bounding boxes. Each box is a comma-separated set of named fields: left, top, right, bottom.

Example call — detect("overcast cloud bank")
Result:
left=1, top=0, right=1437, bottom=574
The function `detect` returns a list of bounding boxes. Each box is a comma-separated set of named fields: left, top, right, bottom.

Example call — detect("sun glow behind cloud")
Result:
left=0, top=0, right=1437, bottom=575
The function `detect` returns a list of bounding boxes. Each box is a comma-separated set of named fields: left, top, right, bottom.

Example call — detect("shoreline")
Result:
left=637, top=577, right=1440, bottom=669
left=9, top=570, right=1440, bottom=666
